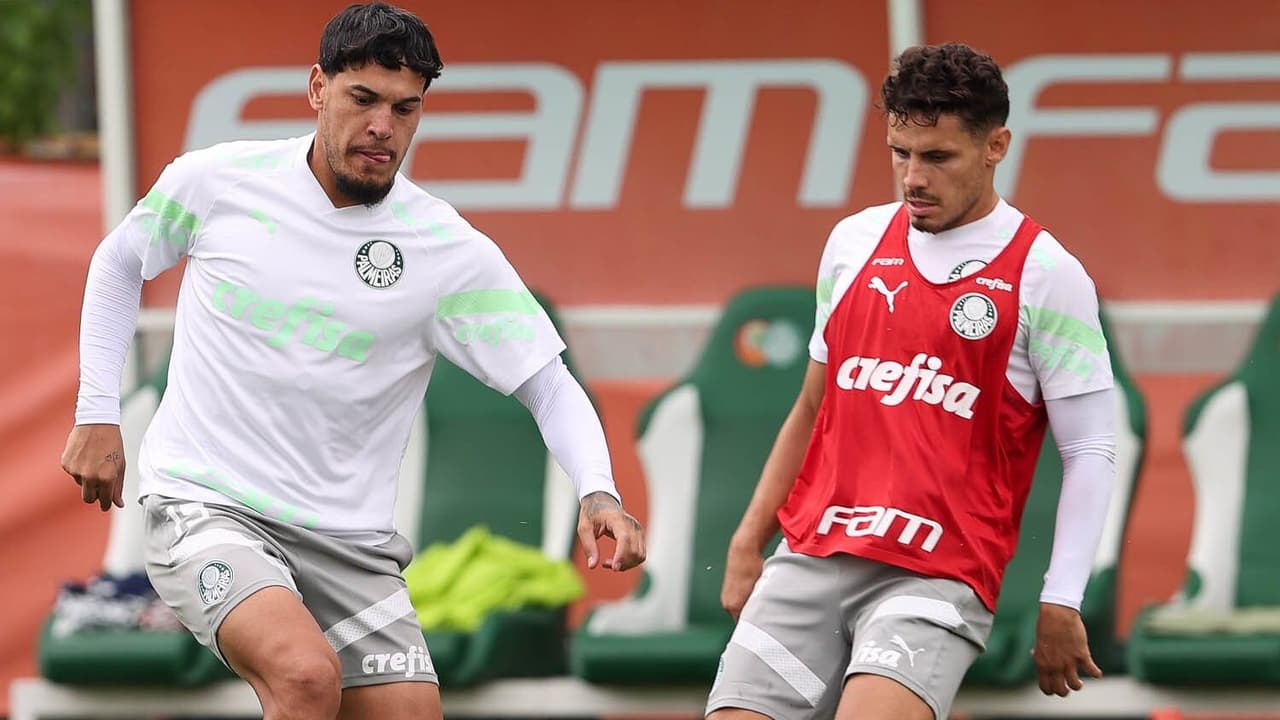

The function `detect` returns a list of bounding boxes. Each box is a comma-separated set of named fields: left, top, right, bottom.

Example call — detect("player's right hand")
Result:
left=61, top=424, right=126, bottom=512
left=1033, top=602, right=1102, bottom=697
left=720, top=540, right=765, bottom=621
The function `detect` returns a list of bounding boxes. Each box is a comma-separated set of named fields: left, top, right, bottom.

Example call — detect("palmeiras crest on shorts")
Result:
left=950, top=292, right=997, bottom=340
left=355, top=240, right=404, bottom=289
left=197, top=560, right=234, bottom=605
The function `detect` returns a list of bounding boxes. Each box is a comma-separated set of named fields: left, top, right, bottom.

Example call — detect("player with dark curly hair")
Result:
left=62, top=4, right=644, bottom=719
left=707, top=42, right=1117, bottom=720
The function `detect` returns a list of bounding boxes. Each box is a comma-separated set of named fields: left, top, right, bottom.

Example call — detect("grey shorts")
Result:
left=706, top=541, right=993, bottom=720
left=142, top=494, right=435, bottom=688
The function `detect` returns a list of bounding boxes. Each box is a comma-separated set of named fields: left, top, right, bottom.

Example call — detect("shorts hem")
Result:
left=341, top=672, right=439, bottom=689
left=705, top=691, right=796, bottom=720
left=207, top=579, right=302, bottom=666
left=845, top=664, right=944, bottom=720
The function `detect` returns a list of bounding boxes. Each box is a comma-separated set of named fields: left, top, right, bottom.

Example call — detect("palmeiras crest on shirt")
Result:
left=197, top=560, right=234, bottom=605
left=355, top=240, right=404, bottom=288
left=950, top=292, right=997, bottom=340
left=948, top=259, right=987, bottom=280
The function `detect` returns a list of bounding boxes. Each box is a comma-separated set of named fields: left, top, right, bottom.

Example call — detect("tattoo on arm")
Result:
left=582, top=491, right=620, bottom=517
left=582, top=491, right=642, bottom=532
left=105, top=451, right=122, bottom=464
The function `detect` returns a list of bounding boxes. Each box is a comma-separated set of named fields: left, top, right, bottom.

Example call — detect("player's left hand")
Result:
left=577, top=491, right=646, bottom=572
left=1033, top=602, right=1102, bottom=697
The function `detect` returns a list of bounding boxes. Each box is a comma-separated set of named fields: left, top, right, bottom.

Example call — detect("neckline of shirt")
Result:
left=291, top=133, right=401, bottom=219
left=906, top=198, right=1023, bottom=248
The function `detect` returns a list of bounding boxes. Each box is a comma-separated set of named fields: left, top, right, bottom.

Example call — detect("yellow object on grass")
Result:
left=403, top=525, right=585, bottom=632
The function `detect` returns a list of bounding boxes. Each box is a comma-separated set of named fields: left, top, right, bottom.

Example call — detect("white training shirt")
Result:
left=77, top=134, right=604, bottom=541
left=810, top=199, right=1114, bottom=403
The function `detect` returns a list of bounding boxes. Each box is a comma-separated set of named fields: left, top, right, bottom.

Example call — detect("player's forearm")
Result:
left=75, top=231, right=144, bottom=425
left=513, top=356, right=622, bottom=505
left=731, top=398, right=819, bottom=553
left=1040, top=389, right=1117, bottom=609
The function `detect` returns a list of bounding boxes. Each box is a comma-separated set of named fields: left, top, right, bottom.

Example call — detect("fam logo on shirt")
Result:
left=355, top=240, right=404, bottom=289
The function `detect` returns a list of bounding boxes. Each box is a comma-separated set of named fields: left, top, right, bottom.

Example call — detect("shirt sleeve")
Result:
left=808, top=205, right=898, bottom=365
left=1022, top=234, right=1115, bottom=401
left=75, top=228, right=144, bottom=424
left=430, top=228, right=567, bottom=396
left=74, top=151, right=211, bottom=424
left=808, top=228, right=840, bottom=365
left=124, top=151, right=211, bottom=279
left=1039, top=388, right=1118, bottom=609
left=512, top=356, right=621, bottom=504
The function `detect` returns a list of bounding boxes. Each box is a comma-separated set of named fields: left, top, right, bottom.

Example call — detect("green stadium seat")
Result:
left=964, top=312, right=1147, bottom=686
left=569, top=286, right=813, bottom=684
left=38, top=355, right=235, bottom=687
left=394, top=290, right=584, bottom=687
left=1127, top=294, right=1280, bottom=686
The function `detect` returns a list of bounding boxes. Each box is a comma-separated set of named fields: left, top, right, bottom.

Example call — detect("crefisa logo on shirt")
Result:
left=835, top=352, right=980, bottom=420
left=949, top=292, right=997, bottom=340
left=355, top=240, right=404, bottom=289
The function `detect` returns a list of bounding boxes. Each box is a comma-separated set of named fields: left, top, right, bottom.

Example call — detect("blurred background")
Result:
left=1, top=0, right=1277, bottom=718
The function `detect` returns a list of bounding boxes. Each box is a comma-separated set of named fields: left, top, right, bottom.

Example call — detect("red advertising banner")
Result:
left=127, top=1, right=1277, bottom=305
left=926, top=0, right=1279, bottom=301
left=129, top=0, right=893, bottom=305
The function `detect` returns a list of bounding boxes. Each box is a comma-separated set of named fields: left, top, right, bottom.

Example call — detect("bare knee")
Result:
left=216, top=587, right=342, bottom=720
left=259, top=651, right=342, bottom=720
left=337, top=682, right=441, bottom=720
left=836, top=673, right=934, bottom=720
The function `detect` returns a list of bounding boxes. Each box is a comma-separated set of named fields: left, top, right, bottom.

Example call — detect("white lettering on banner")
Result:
left=1155, top=53, right=1280, bottom=202
left=183, top=53, right=1280, bottom=210
left=816, top=505, right=944, bottom=552
left=834, top=353, right=980, bottom=419
left=998, top=52, right=1280, bottom=202
left=183, top=60, right=865, bottom=211
left=185, top=64, right=582, bottom=210
left=569, top=60, right=865, bottom=209
left=997, top=54, right=1172, bottom=200
left=403, top=65, right=582, bottom=210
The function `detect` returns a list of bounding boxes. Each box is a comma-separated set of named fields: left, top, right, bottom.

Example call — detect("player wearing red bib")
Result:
left=706, top=43, right=1117, bottom=720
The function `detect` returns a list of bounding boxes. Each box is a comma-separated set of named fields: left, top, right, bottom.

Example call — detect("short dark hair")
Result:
left=880, top=43, right=1009, bottom=134
left=318, top=2, right=444, bottom=90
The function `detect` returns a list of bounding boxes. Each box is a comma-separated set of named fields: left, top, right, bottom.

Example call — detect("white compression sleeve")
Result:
left=513, top=356, right=621, bottom=504
left=1039, top=387, right=1118, bottom=610
left=75, top=227, right=145, bottom=425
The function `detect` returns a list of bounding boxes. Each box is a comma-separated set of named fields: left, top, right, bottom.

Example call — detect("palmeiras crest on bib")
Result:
left=355, top=240, right=404, bottom=288
left=197, top=560, right=234, bottom=605
left=950, top=292, right=997, bottom=340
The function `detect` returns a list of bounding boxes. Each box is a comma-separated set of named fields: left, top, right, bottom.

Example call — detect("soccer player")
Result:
left=59, top=4, right=645, bottom=719
left=706, top=43, right=1116, bottom=720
